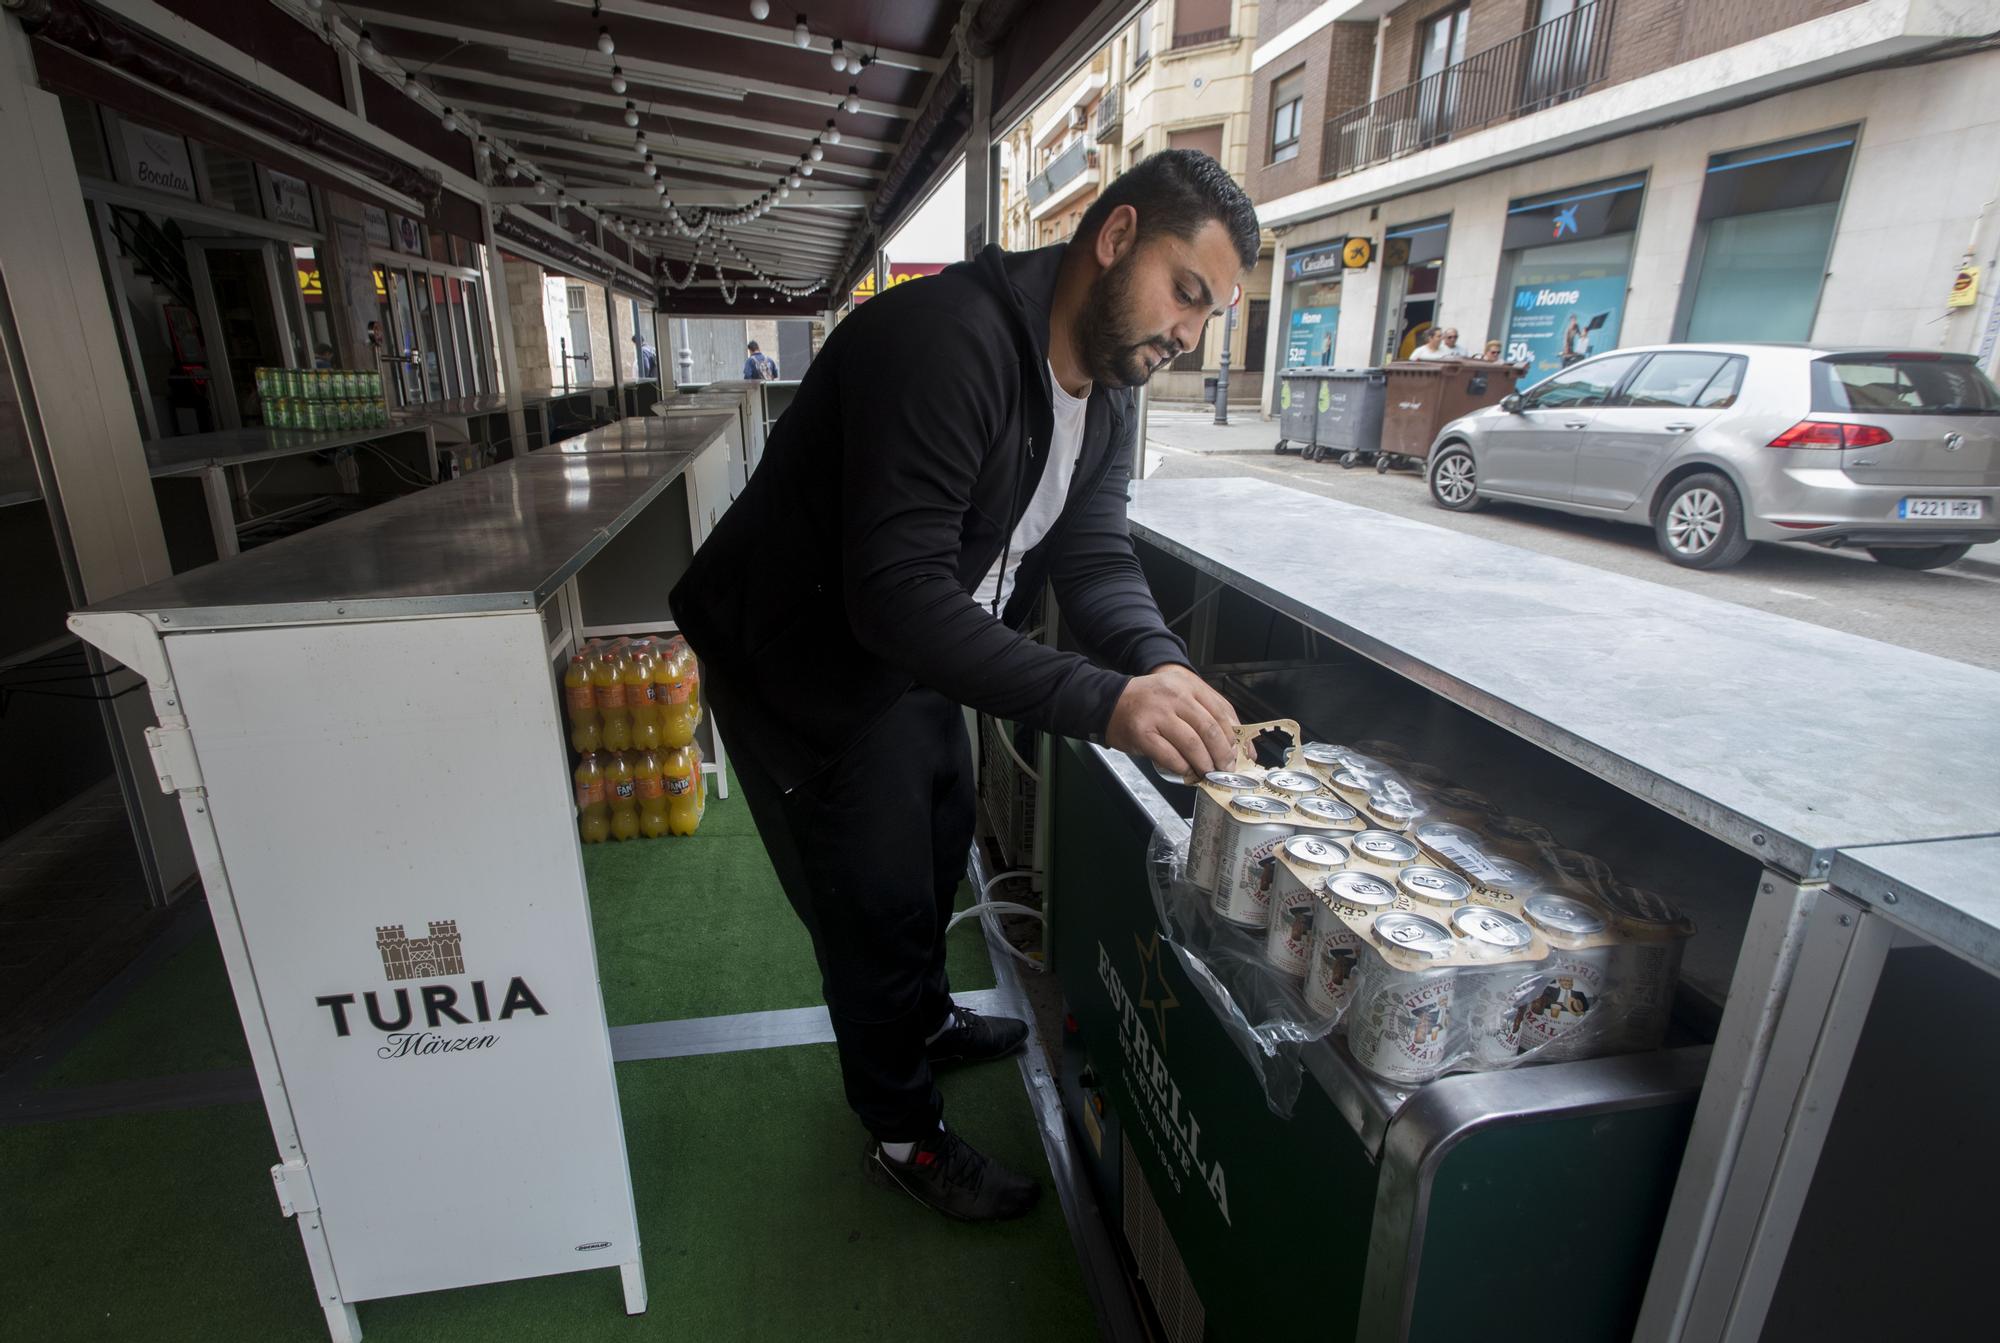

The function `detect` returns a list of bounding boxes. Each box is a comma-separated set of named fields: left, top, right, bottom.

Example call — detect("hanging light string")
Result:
left=307, top=3, right=875, bottom=299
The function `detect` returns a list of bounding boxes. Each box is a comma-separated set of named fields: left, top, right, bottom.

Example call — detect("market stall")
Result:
left=1039, top=476, right=2000, bottom=1342
left=65, top=416, right=741, bottom=1341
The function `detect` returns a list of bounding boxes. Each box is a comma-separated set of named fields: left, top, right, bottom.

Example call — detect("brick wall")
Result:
left=1379, top=0, right=1536, bottom=92
left=502, top=259, right=553, bottom=393
left=1604, top=0, right=1866, bottom=85
left=1260, top=0, right=1323, bottom=40
left=1249, top=22, right=1376, bottom=203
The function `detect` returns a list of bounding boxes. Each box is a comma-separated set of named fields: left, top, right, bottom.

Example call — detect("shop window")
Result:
left=1281, top=240, right=1346, bottom=367
left=1680, top=130, right=1855, bottom=344
left=1270, top=68, right=1304, bottom=164
left=60, top=97, right=111, bottom=181
left=1493, top=176, right=1645, bottom=377
left=292, top=246, right=335, bottom=366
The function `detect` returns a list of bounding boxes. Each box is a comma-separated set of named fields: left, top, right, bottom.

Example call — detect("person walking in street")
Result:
left=1481, top=339, right=1504, bottom=361
left=1438, top=327, right=1470, bottom=358
left=632, top=332, right=659, bottom=380
left=670, top=150, right=1254, bottom=1222
left=742, top=341, right=778, bottom=380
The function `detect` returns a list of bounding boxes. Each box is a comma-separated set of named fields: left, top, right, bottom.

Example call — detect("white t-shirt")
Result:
left=1410, top=344, right=1454, bottom=362
left=974, top=362, right=1090, bottom=615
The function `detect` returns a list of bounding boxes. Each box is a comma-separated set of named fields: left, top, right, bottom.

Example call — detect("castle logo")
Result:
left=378, top=920, right=465, bottom=981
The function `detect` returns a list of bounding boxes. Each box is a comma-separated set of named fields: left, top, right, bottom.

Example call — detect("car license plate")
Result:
left=1898, top=497, right=1986, bottom=520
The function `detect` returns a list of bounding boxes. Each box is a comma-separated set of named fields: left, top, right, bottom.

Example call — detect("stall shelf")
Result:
left=1042, top=476, right=2000, bottom=1341
left=65, top=419, right=739, bottom=1342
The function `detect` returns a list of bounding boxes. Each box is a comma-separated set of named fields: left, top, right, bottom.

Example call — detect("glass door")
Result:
left=412, top=273, right=446, bottom=400
left=1417, top=7, right=1469, bottom=144
left=185, top=239, right=294, bottom=428
left=386, top=269, right=425, bottom=404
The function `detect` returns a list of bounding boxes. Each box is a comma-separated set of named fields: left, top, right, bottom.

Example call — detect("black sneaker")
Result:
left=924, top=1004, right=1029, bottom=1067
left=865, top=1126, right=1041, bottom=1222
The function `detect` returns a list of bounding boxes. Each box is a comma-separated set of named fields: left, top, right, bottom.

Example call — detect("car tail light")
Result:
left=1768, top=420, right=1894, bottom=449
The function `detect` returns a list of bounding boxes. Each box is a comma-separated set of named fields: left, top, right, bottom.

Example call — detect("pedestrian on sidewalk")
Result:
left=1411, top=327, right=1451, bottom=361
left=669, top=150, right=1252, bottom=1223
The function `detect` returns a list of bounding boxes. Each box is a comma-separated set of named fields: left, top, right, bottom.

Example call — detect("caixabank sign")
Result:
left=1052, top=741, right=1380, bottom=1336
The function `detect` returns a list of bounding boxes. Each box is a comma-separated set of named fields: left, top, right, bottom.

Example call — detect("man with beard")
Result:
left=669, top=150, right=1256, bottom=1221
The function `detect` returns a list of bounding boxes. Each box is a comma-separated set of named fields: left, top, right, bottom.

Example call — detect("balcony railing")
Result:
left=1094, top=86, right=1123, bottom=142
left=1321, top=0, right=1617, bottom=179
left=1027, top=137, right=1094, bottom=208
left=1170, top=25, right=1231, bottom=51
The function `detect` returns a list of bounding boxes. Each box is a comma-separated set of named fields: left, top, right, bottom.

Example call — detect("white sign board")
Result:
left=119, top=122, right=198, bottom=200
left=260, top=167, right=316, bottom=230
left=363, top=206, right=393, bottom=249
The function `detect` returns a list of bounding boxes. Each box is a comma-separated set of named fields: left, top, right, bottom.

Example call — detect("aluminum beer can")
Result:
left=1346, top=829, right=1421, bottom=882
left=1299, top=742, right=1350, bottom=770
left=1305, top=871, right=1395, bottom=1018
left=1598, top=883, right=1694, bottom=1052
left=1364, top=791, right=1427, bottom=833
left=1516, top=894, right=1613, bottom=1062
left=1452, top=905, right=1543, bottom=1068
left=1294, top=794, right=1363, bottom=831
left=1346, top=912, right=1458, bottom=1084
left=1266, top=835, right=1347, bottom=979
left=1187, top=771, right=1266, bottom=894
left=1398, top=865, right=1471, bottom=913
left=1261, top=769, right=1324, bottom=803
left=1211, top=794, right=1297, bottom=928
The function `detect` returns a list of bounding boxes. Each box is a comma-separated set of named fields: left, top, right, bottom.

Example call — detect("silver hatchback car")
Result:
left=1424, top=344, right=2000, bottom=569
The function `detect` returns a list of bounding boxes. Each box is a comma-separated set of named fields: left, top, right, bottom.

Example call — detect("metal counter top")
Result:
left=144, top=423, right=434, bottom=478
left=538, top=414, right=735, bottom=456
left=1128, top=477, right=2000, bottom=881
left=1829, top=836, right=2000, bottom=977
left=83, top=438, right=715, bottom=630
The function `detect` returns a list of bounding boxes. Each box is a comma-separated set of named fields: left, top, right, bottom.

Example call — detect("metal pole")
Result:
left=1213, top=297, right=1238, bottom=425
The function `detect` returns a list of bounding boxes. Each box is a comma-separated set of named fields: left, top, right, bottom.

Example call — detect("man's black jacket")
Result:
left=668, top=241, right=1192, bottom=793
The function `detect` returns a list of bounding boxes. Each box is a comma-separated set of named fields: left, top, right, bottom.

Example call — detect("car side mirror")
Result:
left=1501, top=393, right=1524, bottom=413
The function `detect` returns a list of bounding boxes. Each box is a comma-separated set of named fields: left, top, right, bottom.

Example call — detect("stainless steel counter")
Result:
left=538, top=414, right=735, bottom=456
left=85, top=443, right=712, bottom=630
left=1830, top=836, right=2000, bottom=977
left=1128, top=477, right=2000, bottom=883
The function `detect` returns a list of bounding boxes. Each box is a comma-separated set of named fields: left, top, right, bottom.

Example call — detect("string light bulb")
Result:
left=440, top=107, right=459, bottom=133
left=842, top=86, right=860, bottom=114
left=830, top=40, right=847, bottom=72
left=597, top=27, right=616, bottom=55
left=825, top=119, right=841, bottom=145
left=810, top=140, right=824, bottom=161
left=623, top=101, right=639, bottom=128
left=750, top=0, right=770, bottom=17
left=787, top=173, right=801, bottom=188
left=793, top=15, right=811, bottom=47
left=356, top=27, right=375, bottom=61
left=610, top=65, right=627, bottom=94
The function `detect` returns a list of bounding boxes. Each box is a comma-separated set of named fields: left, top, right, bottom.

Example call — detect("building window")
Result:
left=1172, top=0, right=1231, bottom=50
left=1679, top=129, right=1855, bottom=344
left=1132, top=4, right=1155, bottom=68
left=1270, top=68, right=1304, bottom=164
left=1491, top=176, right=1646, bottom=377
left=1417, top=6, right=1470, bottom=139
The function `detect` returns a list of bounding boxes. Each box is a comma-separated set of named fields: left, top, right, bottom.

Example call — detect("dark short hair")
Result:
left=746, top=340, right=760, bottom=351
left=1074, top=149, right=1260, bottom=271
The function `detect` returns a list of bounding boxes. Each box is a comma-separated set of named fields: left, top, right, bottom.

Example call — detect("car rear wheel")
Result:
left=1867, top=544, right=1973, bottom=571
left=1428, top=445, right=1485, bottom=512
left=1655, top=473, right=1753, bottom=569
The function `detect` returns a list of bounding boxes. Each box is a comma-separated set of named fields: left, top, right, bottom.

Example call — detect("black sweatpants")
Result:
left=711, top=682, right=974, bottom=1144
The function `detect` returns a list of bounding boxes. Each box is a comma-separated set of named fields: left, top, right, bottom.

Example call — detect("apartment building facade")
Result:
left=1245, top=0, right=2000, bottom=409
left=996, top=2, right=1282, bottom=402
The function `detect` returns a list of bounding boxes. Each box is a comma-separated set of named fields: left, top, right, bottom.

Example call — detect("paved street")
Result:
left=1140, top=405, right=2000, bottom=672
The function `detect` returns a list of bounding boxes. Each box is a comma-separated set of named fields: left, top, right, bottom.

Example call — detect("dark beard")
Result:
left=1073, top=252, right=1178, bottom=389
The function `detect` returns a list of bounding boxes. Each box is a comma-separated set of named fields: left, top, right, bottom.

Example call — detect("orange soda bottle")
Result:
left=607, top=751, right=640, bottom=841
left=634, top=749, right=669, bottom=838
left=664, top=746, right=700, bottom=835
left=574, top=753, right=609, bottom=844
left=627, top=649, right=662, bottom=751
left=659, top=642, right=700, bottom=748
left=563, top=654, right=600, bottom=755
left=592, top=647, right=630, bottom=752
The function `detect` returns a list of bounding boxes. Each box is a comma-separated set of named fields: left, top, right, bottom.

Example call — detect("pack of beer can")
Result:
left=1180, top=737, right=1695, bottom=1086
left=255, top=366, right=389, bottom=431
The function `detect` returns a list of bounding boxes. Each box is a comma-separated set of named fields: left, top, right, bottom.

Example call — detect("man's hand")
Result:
left=1106, top=664, right=1241, bottom=779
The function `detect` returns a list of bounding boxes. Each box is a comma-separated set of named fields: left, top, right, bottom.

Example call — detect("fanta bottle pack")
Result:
left=564, top=635, right=707, bottom=842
